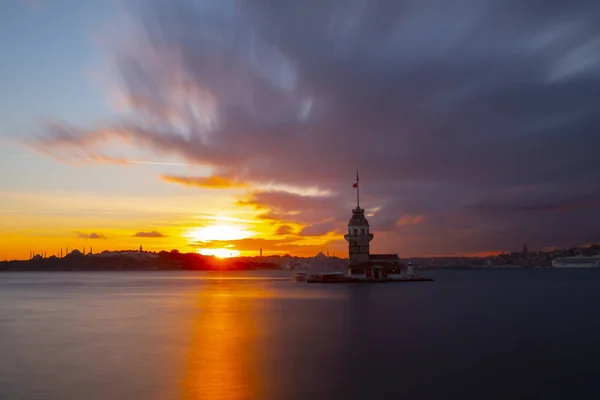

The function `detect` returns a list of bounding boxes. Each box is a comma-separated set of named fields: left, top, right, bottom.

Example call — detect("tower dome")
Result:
left=348, top=206, right=369, bottom=226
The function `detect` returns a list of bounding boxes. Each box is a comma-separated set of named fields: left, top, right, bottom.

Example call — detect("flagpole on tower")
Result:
left=356, top=170, right=360, bottom=208
left=352, top=170, right=360, bottom=207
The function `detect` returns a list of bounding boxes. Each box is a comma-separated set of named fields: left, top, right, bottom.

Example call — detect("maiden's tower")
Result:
left=344, top=172, right=407, bottom=281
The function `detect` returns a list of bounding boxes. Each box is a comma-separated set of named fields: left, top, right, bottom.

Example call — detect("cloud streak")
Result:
left=161, top=174, right=246, bottom=189
left=30, top=0, right=600, bottom=255
left=133, top=231, right=166, bottom=238
left=78, top=232, right=107, bottom=239
left=128, top=160, right=192, bottom=167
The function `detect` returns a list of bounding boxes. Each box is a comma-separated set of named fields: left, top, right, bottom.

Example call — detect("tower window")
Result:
left=360, top=228, right=365, bottom=235
left=353, top=229, right=358, bottom=236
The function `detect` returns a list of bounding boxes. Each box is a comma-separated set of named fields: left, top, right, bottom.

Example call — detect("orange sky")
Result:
left=0, top=175, right=349, bottom=261
left=0, top=161, right=518, bottom=261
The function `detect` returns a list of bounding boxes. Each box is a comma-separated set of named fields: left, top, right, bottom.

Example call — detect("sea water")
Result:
left=1, top=269, right=599, bottom=400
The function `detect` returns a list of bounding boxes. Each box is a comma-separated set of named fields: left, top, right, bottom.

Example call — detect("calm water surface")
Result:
left=1, top=269, right=600, bottom=400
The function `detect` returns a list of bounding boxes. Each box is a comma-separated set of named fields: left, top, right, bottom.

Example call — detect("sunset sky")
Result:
left=1, top=0, right=600, bottom=261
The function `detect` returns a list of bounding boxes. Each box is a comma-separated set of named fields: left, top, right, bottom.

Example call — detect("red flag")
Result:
left=353, top=182, right=358, bottom=188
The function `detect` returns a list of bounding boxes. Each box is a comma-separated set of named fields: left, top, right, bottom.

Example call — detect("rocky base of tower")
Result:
left=305, top=271, right=434, bottom=283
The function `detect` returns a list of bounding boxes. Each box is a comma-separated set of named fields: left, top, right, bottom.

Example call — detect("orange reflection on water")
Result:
left=180, top=283, right=269, bottom=400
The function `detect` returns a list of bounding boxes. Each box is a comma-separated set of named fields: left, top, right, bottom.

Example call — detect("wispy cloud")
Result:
left=299, top=219, right=343, bottom=237
left=128, top=160, right=192, bottom=167
left=396, top=215, right=425, bottom=227
left=133, top=230, right=166, bottom=238
left=161, top=174, right=247, bottom=189
left=17, top=0, right=43, bottom=10
left=77, top=232, right=107, bottom=239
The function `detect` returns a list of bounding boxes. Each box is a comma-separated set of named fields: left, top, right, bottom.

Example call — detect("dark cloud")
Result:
left=239, top=190, right=345, bottom=225
left=34, top=0, right=600, bottom=254
left=275, top=225, right=294, bottom=235
left=133, top=231, right=166, bottom=238
left=299, top=219, right=343, bottom=237
left=78, top=232, right=107, bottom=239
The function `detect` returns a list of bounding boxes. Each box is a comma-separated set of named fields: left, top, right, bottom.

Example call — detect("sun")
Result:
left=184, top=223, right=251, bottom=258
left=198, top=248, right=241, bottom=258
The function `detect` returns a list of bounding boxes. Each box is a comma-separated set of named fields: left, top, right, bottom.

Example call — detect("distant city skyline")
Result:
left=2, top=0, right=600, bottom=261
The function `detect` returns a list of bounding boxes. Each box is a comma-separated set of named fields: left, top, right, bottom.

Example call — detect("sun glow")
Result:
left=185, top=223, right=252, bottom=258
left=185, top=224, right=253, bottom=242
left=198, top=248, right=241, bottom=258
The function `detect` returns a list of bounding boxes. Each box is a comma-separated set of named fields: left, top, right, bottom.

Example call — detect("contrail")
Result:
left=127, top=160, right=192, bottom=167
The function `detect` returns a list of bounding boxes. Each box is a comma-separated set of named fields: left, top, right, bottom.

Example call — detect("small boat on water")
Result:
left=552, top=256, right=600, bottom=268
left=303, top=270, right=433, bottom=283
left=295, top=271, right=308, bottom=282
left=306, top=272, right=348, bottom=283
